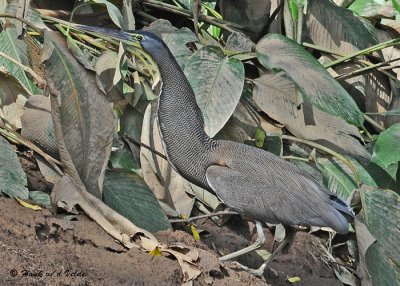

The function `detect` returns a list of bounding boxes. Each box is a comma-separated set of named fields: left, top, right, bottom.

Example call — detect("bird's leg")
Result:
left=223, top=224, right=296, bottom=279
left=220, top=220, right=266, bottom=262
left=239, top=226, right=295, bottom=277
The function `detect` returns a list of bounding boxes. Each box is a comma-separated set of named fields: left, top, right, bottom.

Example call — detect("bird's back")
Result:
left=206, top=140, right=354, bottom=234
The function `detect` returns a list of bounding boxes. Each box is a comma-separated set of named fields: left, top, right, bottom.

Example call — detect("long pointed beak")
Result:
left=72, top=24, right=142, bottom=48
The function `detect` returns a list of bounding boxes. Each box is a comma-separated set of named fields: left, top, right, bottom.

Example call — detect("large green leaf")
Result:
left=185, top=45, right=244, bottom=137
left=0, top=27, right=40, bottom=95
left=253, top=72, right=370, bottom=162
left=371, top=123, right=400, bottom=179
left=316, top=157, right=376, bottom=200
left=0, top=136, right=28, bottom=199
left=256, top=34, right=364, bottom=126
left=357, top=186, right=400, bottom=286
left=306, top=0, right=378, bottom=54
left=349, top=0, right=395, bottom=18
left=42, top=31, right=115, bottom=199
left=317, top=157, right=356, bottom=200
left=103, top=169, right=171, bottom=232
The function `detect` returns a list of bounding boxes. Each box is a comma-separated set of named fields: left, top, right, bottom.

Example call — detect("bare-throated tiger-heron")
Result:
left=75, top=25, right=354, bottom=274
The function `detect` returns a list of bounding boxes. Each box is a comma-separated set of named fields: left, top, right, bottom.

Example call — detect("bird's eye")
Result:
left=135, top=35, right=144, bottom=41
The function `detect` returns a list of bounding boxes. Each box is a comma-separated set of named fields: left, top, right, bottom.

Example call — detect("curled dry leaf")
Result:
left=52, top=174, right=157, bottom=248
left=140, top=103, right=196, bottom=217
left=141, top=237, right=201, bottom=283
left=42, top=31, right=114, bottom=199
left=0, top=69, right=27, bottom=129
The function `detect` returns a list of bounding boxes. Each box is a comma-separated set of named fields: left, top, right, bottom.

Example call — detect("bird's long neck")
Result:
left=148, top=43, right=217, bottom=188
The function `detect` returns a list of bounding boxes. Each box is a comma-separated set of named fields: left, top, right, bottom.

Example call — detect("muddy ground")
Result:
left=0, top=197, right=342, bottom=286
left=0, top=152, right=343, bottom=285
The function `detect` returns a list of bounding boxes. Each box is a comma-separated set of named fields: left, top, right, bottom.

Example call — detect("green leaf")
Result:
left=185, top=46, right=245, bottom=137
left=29, top=191, right=52, bottom=207
left=288, top=0, right=300, bottom=22
left=91, top=0, right=123, bottom=28
left=109, top=147, right=139, bottom=172
left=0, top=136, right=28, bottom=199
left=358, top=186, right=400, bottom=286
left=103, top=169, right=171, bottom=232
left=393, top=0, right=400, bottom=13
left=253, top=72, right=370, bottom=163
left=348, top=0, right=383, bottom=17
left=255, top=127, right=266, bottom=148
left=265, top=132, right=282, bottom=156
left=256, top=34, right=364, bottom=126
left=317, top=157, right=376, bottom=200
left=0, top=27, right=41, bottom=95
left=371, top=123, right=400, bottom=179
left=316, top=157, right=356, bottom=200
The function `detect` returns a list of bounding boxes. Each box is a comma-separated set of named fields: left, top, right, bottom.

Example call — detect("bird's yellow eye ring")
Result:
left=134, top=34, right=144, bottom=41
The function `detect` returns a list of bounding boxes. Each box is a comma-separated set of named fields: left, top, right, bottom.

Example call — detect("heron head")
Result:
left=73, top=25, right=170, bottom=66
left=126, top=30, right=169, bottom=59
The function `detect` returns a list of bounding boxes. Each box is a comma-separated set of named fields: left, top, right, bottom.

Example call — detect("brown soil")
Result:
left=0, top=152, right=342, bottom=286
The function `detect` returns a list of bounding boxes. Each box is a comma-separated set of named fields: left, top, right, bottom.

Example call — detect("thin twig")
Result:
left=0, top=13, right=43, bottom=34
left=120, top=132, right=168, bottom=160
left=282, top=155, right=310, bottom=162
left=303, top=42, right=398, bottom=81
left=335, top=57, right=400, bottom=81
left=169, top=211, right=238, bottom=223
left=323, top=38, right=400, bottom=69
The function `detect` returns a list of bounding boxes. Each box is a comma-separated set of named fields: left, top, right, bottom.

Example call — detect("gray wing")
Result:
left=206, top=142, right=353, bottom=234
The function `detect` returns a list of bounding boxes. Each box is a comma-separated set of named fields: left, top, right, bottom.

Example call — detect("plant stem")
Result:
left=323, top=38, right=400, bottom=69
left=0, top=13, right=43, bottom=34
left=282, top=155, right=310, bottom=162
left=169, top=211, right=238, bottom=223
left=364, top=114, right=385, bottom=132
left=335, top=57, right=400, bottom=81
left=303, top=42, right=398, bottom=81
left=120, top=133, right=167, bottom=160
left=296, top=5, right=304, bottom=44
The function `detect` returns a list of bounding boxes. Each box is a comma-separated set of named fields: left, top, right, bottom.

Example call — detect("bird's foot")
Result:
left=220, top=220, right=266, bottom=262
left=231, top=261, right=269, bottom=281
